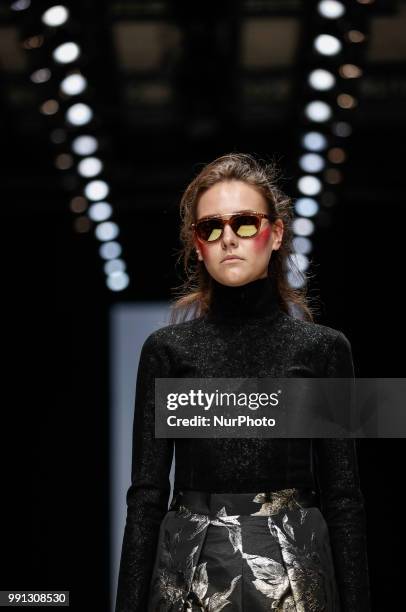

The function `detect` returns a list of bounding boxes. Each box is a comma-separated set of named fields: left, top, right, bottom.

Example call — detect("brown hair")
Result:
left=169, top=152, right=316, bottom=324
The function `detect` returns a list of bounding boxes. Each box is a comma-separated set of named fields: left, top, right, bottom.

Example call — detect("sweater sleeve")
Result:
left=313, top=332, right=371, bottom=612
left=115, top=332, right=174, bottom=612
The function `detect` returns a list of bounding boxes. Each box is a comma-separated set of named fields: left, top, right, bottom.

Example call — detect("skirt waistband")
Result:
left=169, top=487, right=318, bottom=517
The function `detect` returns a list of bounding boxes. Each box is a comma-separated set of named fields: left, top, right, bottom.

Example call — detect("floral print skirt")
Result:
left=147, top=488, right=341, bottom=611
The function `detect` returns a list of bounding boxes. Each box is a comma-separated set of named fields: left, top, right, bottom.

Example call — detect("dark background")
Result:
left=2, top=0, right=405, bottom=610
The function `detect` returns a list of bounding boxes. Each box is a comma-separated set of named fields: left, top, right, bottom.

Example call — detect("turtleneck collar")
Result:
left=206, top=275, right=282, bottom=322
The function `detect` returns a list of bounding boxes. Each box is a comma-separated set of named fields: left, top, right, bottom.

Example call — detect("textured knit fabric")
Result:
left=115, top=276, right=370, bottom=612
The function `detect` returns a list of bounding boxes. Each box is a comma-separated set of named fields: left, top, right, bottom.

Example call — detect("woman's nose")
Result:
left=221, top=223, right=238, bottom=245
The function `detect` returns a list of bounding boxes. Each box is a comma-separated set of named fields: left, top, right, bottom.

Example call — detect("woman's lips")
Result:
left=221, top=257, right=243, bottom=263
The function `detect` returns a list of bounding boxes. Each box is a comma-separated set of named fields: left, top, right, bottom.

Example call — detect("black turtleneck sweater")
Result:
left=115, top=277, right=370, bottom=612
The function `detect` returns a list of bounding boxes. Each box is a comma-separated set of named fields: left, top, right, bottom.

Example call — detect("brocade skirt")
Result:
left=147, top=488, right=341, bottom=611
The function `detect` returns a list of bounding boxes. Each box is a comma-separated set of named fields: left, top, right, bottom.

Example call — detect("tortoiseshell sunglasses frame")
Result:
left=191, top=211, right=273, bottom=243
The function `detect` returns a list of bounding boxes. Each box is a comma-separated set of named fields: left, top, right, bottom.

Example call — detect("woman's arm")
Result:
left=115, top=332, right=174, bottom=612
left=313, top=331, right=371, bottom=612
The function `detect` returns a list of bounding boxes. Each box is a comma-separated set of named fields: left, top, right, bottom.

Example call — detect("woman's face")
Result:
left=194, top=180, right=284, bottom=286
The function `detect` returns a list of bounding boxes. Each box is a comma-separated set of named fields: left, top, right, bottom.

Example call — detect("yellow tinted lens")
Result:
left=237, top=224, right=257, bottom=237
left=207, top=227, right=222, bottom=241
left=197, top=220, right=223, bottom=241
left=234, top=215, right=259, bottom=237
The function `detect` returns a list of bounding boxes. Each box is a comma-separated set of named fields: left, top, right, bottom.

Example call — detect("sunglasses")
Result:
left=191, top=211, right=272, bottom=243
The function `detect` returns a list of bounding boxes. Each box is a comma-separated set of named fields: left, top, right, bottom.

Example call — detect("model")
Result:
left=115, top=153, right=370, bottom=611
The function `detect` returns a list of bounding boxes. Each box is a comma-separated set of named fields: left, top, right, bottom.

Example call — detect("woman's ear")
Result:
left=273, top=219, right=284, bottom=250
left=194, top=237, right=204, bottom=261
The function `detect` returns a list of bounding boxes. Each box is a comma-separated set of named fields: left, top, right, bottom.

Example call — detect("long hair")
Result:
left=169, top=152, right=316, bottom=324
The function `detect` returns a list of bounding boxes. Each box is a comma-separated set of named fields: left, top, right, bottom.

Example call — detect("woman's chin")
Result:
left=212, top=270, right=253, bottom=287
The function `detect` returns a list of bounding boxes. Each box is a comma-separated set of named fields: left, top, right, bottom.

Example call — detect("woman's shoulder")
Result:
left=281, top=310, right=351, bottom=349
left=141, top=316, right=205, bottom=350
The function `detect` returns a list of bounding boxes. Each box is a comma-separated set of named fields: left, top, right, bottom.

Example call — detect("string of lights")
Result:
left=12, top=1, right=130, bottom=292
left=289, top=0, right=373, bottom=289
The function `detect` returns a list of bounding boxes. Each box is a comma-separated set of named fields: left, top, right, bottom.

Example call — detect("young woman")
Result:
left=115, top=153, right=370, bottom=611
